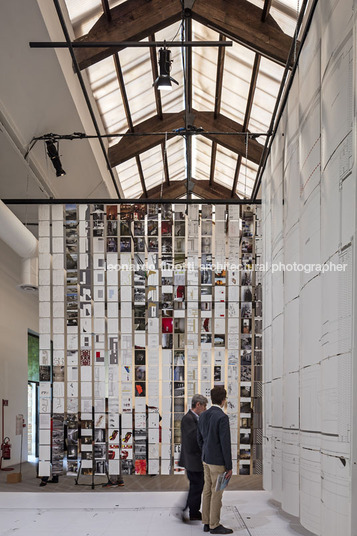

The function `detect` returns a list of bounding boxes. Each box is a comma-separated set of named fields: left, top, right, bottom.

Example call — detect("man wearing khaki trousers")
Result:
left=197, top=386, right=233, bottom=534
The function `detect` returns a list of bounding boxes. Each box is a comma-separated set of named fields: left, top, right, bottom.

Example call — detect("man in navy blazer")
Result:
left=198, top=386, right=233, bottom=534
left=179, top=394, right=208, bottom=521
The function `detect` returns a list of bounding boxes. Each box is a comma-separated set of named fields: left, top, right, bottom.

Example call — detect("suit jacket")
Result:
left=179, top=410, right=203, bottom=472
left=197, top=406, right=232, bottom=470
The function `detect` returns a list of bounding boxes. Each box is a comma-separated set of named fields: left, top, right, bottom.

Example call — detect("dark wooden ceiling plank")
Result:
left=74, top=0, right=292, bottom=70
left=143, top=179, right=187, bottom=199
left=210, top=33, right=226, bottom=187
left=214, top=34, right=226, bottom=118
left=75, top=0, right=182, bottom=70
left=191, top=0, right=293, bottom=66
left=109, top=112, right=184, bottom=167
left=195, top=110, right=263, bottom=164
left=143, top=178, right=238, bottom=199
left=113, top=53, right=133, bottom=130
left=209, top=141, right=217, bottom=187
left=161, top=142, right=170, bottom=185
left=109, top=110, right=263, bottom=167
left=192, top=179, right=238, bottom=199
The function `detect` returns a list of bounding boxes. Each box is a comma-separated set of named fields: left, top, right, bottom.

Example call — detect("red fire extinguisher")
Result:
left=1, top=437, right=11, bottom=460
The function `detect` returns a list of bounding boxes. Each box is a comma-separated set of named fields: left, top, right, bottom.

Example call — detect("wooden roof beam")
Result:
left=143, top=180, right=187, bottom=199
left=74, top=0, right=182, bottom=70
left=192, top=179, right=239, bottom=199
left=101, top=0, right=112, bottom=22
left=194, top=110, right=263, bottom=164
left=108, top=112, right=185, bottom=167
left=192, top=0, right=293, bottom=66
left=75, top=0, right=293, bottom=70
left=143, top=178, right=239, bottom=199
left=261, top=0, right=273, bottom=22
left=108, top=110, right=263, bottom=167
left=210, top=34, right=226, bottom=187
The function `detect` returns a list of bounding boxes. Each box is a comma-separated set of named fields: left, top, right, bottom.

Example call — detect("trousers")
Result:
left=185, top=470, right=204, bottom=516
left=202, top=462, right=225, bottom=529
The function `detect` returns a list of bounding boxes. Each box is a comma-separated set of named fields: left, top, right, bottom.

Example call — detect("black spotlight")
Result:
left=45, top=139, right=66, bottom=177
left=154, top=47, right=179, bottom=91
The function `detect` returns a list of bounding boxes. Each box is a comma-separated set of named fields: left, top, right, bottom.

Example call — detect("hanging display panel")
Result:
left=38, top=203, right=262, bottom=477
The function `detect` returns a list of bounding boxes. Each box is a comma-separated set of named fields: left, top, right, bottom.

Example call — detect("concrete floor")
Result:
left=0, top=490, right=316, bottom=536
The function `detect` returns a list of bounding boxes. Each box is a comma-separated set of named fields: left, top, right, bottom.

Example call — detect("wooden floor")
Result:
left=0, top=461, right=263, bottom=493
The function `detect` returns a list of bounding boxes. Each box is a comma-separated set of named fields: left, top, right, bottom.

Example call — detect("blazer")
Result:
left=197, top=406, right=232, bottom=471
left=179, top=410, right=203, bottom=472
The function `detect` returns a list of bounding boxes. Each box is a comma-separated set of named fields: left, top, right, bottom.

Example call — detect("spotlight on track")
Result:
left=45, top=139, right=66, bottom=177
left=154, top=46, right=179, bottom=91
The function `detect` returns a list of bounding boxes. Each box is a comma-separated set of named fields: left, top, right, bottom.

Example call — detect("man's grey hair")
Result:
left=191, top=394, right=208, bottom=408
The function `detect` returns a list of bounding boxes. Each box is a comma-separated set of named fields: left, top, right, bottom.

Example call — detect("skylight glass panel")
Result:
left=119, top=44, right=157, bottom=126
left=236, top=161, right=258, bottom=197
left=139, top=145, right=165, bottom=190
left=193, top=137, right=212, bottom=181
left=192, top=22, right=219, bottom=111
left=220, top=43, right=255, bottom=125
left=249, top=57, right=284, bottom=133
left=64, top=0, right=126, bottom=38
left=214, top=145, right=238, bottom=190
left=271, top=0, right=302, bottom=36
left=166, top=137, right=186, bottom=182
left=115, top=158, right=143, bottom=198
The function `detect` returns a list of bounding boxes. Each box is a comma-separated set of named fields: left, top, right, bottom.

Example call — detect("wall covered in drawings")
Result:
left=261, top=2, right=356, bottom=536
left=38, top=202, right=262, bottom=477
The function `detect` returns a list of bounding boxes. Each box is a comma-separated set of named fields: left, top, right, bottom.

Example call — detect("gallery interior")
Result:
left=0, top=0, right=356, bottom=535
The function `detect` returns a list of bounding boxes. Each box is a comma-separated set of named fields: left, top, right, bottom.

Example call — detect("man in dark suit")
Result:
left=179, top=394, right=208, bottom=521
left=198, top=386, right=233, bottom=534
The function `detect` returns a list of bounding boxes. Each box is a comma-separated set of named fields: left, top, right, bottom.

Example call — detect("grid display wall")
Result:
left=38, top=203, right=262, bottom=477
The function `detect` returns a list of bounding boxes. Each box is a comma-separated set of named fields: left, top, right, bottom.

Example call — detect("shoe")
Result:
left=203, top=525, right=210, bottom=532
left=181, top=513, right=190, bottom=524
left=39, top=481, right=47, bottom=487
left=210, top=526, right=233, bottom=534
left=48, top=477, right=59, bottom=483
left=102, top=482, right=119, bottom=488
left=118, top=480, right=124, bottom=487
left=190, top=512, right=202, bottom=521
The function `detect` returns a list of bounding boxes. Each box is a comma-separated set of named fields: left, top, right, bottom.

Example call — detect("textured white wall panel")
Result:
left=272, top=314, right=284, bottom=379
left=271, top=428, right=283, bottom=503
left=282, top=431, right=300, bottom=516
left=283, top=298, right=300, bottom=374
left=283, top=372, right=299, bottom=429
left=300, top=364, right=321, bottom=433
left=284, top=224, right=300, bottom=303
left=300, top=277, right=321, bottom=368
left=321, top=453, right=351, bottom=536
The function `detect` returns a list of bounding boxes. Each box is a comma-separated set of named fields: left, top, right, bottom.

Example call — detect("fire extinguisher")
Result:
left=1, top=437, right=11, bottom=460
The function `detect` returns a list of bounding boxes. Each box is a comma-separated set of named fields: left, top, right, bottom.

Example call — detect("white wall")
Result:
left=262, top=1, right=356, bottom=535
left=0, top=239, right=39, bottom=467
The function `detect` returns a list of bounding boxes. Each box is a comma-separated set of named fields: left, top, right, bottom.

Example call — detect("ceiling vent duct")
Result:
left=18, top=257, right=39, bottom=292
left=0, top=200, right=38, bottom=291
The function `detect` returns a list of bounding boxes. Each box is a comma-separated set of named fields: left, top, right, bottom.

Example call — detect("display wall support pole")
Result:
left=92, top=406, right=95, bottom=490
